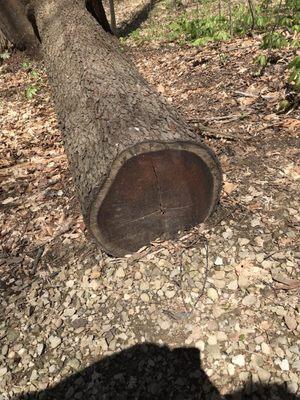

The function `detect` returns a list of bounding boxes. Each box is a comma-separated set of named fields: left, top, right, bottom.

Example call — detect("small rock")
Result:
left=285, top=314, right=297, bottom=331
left=228, top=364, right=235, bottom=376
left=261, top=342, right=271, bottom=355
left=287, top=382, right=298, bottom=394
left=207, top=288, right=218, bottom=301
left=1, top=345, right=8, bottom=356
left=232, top=354, right=245, bottom=367
left=207, top=335, right=217, bottom=345
left=36, top=343, right=44, bottom=356
left=64, top=308, right=76, bottom=317
left=68, top=358, right=80, bottom=370
left=228, top=280, right=238, bottom=290
left=115, top=267, right=125, bottom=278
left=141, top=293, right=150, bottom=302
left=195, top=340, right=205, bottom=352
left=72, top=318, right=88, bottom=329
left=251, top=218, right=261, bottom=227
left=90, top=279, right=100, bottom=290
left=292, top=360, right=300, bottom=371
left=159, top=320, right=171, bottom=330
left=0, top=367, right=7, bottom=377
left=216, top=331, right=227, bottom=341
left=207, top=344, right=221, bottom=360
left=165, top=290, right=176, bottom=299
left=238, top=275, right=250, bottom=288
left=99, top=338, right=108, bottom=351
left=238, top=238, right=250, bottom=246
left=30, top=369, right=38, bottom=381
left=279, top=359, right=289, bottom=371
left=49, top=365, right=56, bottom=373
left=214, top=257, right=223, bottom=266
left=49, top=336, right=61, bottom=349
left=258, top=368, right=271, bottom=382
left=242, top=294, right=256, bottom=306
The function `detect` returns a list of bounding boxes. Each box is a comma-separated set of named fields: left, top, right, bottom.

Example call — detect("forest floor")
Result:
left=0, top=1, right=299, bottom=399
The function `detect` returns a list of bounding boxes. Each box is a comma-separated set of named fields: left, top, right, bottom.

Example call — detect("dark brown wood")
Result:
left=34, top=0, right=222, bottom=256
left=0, top=29, right=9, bottom=52
left=86, top=0, right=112, bottom=34
left=0, top=0, right=39, bottom=51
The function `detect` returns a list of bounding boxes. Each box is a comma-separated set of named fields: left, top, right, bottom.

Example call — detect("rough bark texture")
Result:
left=0, top=29, right=9, bottom=52
left=34, top=0, right=222, bottom=256
left=0, top=0, right=39, bottom=51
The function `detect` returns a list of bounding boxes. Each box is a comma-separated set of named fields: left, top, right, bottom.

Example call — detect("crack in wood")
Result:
left=151, top=159, right=165, bottom=215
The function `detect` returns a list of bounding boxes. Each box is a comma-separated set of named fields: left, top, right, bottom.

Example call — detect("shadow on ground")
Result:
left=117, top=0, right=157, bottom=37
left=15, top=343, right=299, bottom=400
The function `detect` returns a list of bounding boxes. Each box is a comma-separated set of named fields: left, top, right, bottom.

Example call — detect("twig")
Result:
left=202, top=113, right=251, bottom=122
left=193, top=122, right=239, bottom=140
left=247, top=0, right=256, bottom=31
left=234, top=91, right=258, bottom=98
left=30, top=247, right=44, bottom=276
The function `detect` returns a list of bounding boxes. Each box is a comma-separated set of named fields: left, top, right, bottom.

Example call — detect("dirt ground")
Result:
left=0, top=2, right=299, bottom=399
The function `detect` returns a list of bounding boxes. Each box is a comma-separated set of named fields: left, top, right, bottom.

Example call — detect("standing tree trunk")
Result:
left=0, top=0, right=39, bottom=51
left=0, top=29, right=9, bottom=52
left=33, top=0, right=222, bottom=256
left=108, top=0, right=117, bottom=34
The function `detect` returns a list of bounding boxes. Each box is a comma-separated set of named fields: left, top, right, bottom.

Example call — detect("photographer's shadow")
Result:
left=16, top=343, right=299, bottom=400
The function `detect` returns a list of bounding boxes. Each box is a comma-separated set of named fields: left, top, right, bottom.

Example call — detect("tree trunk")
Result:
left=108, top=0, right=117, bottom=34
left=34, top=0, right=222, bottom=256
left=0, top=0, right=39, bottom=51
left=0, top=29, right=9, bottom=52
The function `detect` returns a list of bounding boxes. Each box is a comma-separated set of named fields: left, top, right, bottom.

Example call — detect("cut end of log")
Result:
left=89, top=141, right=222, bottom=257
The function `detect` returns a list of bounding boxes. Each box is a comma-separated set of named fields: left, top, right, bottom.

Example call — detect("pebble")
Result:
left=1, top=345, right=8, bottom=356
left=115, top=267, right=125, bottom=278
left=258, top=368, right=271, bottom=381
left=227, top=280, right=238, bottom=290
left=238, top=238, right=250, bottom=246
left=0, top=367, right=7, bottom=377
left=140, top=293, right=150, bottom=302
left=159, top=320, right=171, bottom=330
left=261, top=342, right=271, bottom=355
left=228, top=364, right=235, bottom=376
left=279, top=359, right=289, bottom=371
left=165, top=290, right=176, bottom=299
left=207, top=344, right=221, bottom=360
left=49, top=336, right=61, bottom=349
left=207, top=335, right=217, bottom=345
left=287, top=382, right=298, bottom=393
left=242, top=294, right=256, bottom=306
left=207, top=288, right=218, bottom=301
left=214, top=257, right=223, bottom=266
left=292, top=360, right=300, bottom=371
left=238, top=275, right=249, bottom=288
left=36, top=343, right=44, bottom=356
left=285, top=314, right=297, bottom=331
left=232, top=354, right=245, bottom=367
left=195, top=340, right=205, bottom=352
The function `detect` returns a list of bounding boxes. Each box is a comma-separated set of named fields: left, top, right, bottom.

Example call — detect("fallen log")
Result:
left=0, top=0, right=39, bottom=51
left=34, top=0, right=222, bottom=256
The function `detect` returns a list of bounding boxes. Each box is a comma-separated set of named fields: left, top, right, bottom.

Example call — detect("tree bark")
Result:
left=0, top=0, right=39, bottom=51
left=34, top=0, right=222, bottom=256
left=108, top=0, right=117, bottom=34
left=0, top=29, right=9, bottom=52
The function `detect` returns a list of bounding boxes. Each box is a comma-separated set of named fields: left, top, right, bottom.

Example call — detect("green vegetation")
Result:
left=288, top=55, right=300, bottom=90
left=25, top=85, right=38, bottom=100
left=126, top=0, right=299, bottom=49
left=0, top=50, right=10, bottom=61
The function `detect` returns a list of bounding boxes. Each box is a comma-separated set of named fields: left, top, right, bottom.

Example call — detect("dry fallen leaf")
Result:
left=284, top=314, right=297, bottom=331
left=223, top=181, right=238, bottom=195
left=272, top=274, right=300, bottom=290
